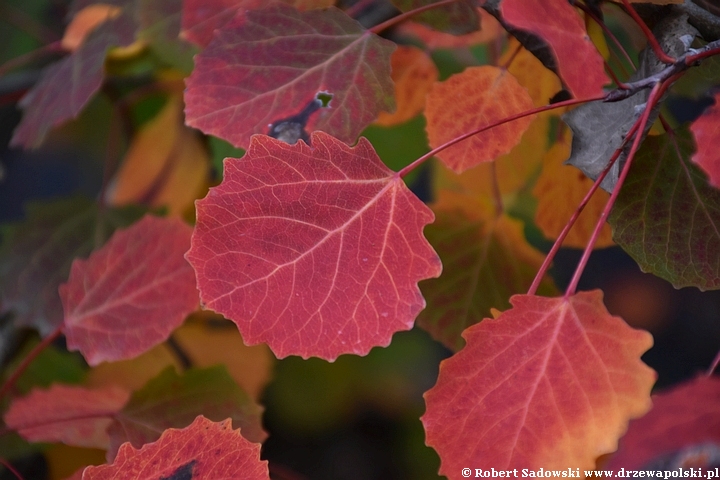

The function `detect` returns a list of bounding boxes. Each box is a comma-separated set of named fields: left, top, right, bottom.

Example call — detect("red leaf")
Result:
left=691, top=92, right=720, bottom=189
left=607, top=375, right=720, bottom=469
left=422, top=291, right=655, bottom=475
left=61, top=215, right=198, bottom=366
left=83, top=416, right=269, bottom=480
left=3, top=384, right=129, bottom=449
left=500, top=0, right=608, bottom=99
left=186, top=132, right=441, bottom=360
left=11, top=12, right=136, bottom=149
left=181, top=0, right=264, bottom=47
left=184, top=3, right=395, bottom=149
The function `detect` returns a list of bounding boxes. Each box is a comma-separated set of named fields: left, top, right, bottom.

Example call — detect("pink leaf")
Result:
left=500, top=0, right=608, bottom=99
left=691, top=92, right=720, bottom=189
left=186, top=132, right=441, bottom=360
left=4, top=384, right=129, bottom=449
left=61, top=215, right=198, bottom=365
left=184, top=3, right=395, bottom=149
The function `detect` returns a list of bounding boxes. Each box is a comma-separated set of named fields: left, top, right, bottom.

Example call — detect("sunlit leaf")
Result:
left=422, top=291, right=654, bottom=475
left=424, top=66, right=535, bottom=173
left=83, top=416, right=269, bottom=479
left=186, top=132, right=441, bottom=360
left=184, top=3, right=395, bottom=149
left=62, top=4, right=122, bottom=52
left=62, top=215, right=198, bottom=365
left=609, top=128, right=720, bottom=290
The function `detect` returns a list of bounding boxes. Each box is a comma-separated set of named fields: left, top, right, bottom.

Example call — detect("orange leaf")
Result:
left=62, top=4, right=122, bottom=52
left=690, top=92, right=720, bottom=189
left=425, top=66, right=535, bottom=173
left=82, top=416, right=269, bottom=480
left=533, top=131, right=614, bottom=248
left=422, top=291, right=655, bottom=475
left=374, top=46, right=438, bottom=127
left=107, top=96, right=209, bottom=216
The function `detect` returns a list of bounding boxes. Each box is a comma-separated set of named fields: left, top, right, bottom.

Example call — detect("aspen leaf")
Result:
left=11, top=12, right=136, bottom=149
left=609, top=128, right=720, bottom=290
left=181, top=0, right=265, bottom=47
left=107, top=366, right=266, bottom=461
left=61, top=215, right=199, bottom=365
left=4, top=385, right=130, bottom=450
left=533, top=131, right=614, bottom=249
left=82, top=416, right=269, bottom=480
left=389, top=0, right=479, bottom=35
left=184, top=3, right=395, bottom=149
left=186, top=132, right=441, bottom=360
left=607, top=375, right=720, bottom=469
left=0, top=198, right=145, bottom=336
left=690, top=92, right=720, bottom=189
left=422, top=291, right=655, bottom=476
left=418, top=193, right=557, bottom=351
left=500, top=0, right=608, bottom=99
left=107, top=96, right=209, bottom=216
left=425, top=66, right=535, bottom=173
left=395, top=8, right=503, bottom=49
left=375, top=46, right=438, bottom=127
left=62, top=4, right=122, bottom=51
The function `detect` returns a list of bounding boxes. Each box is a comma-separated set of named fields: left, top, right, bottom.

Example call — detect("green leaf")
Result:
left=0, top=197, right=146, bottom=335
left=609, top=128, right=720, bottom=290
left=107, top=365, right=266, bottom=460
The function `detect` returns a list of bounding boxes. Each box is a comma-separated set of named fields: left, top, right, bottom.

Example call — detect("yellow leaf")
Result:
left=375, top=46, right=438, bottom=127
left=533, top=131, right=614, bottom=248
left=107, top=95, right=209, bottom=216
left=62, top=4, right=122, bottom=52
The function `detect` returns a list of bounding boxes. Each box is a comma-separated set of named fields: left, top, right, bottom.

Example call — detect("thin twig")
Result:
left=0, top=458, right=24, bottom=480
left=619, top=0, right=676, bottom=64
left=0, top=324, right=63, bottom=400
left=565, top=80, right=672, bottom=297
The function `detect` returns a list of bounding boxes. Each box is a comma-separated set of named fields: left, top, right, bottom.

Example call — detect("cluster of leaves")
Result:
left=1, top=0, right=720, bottom=478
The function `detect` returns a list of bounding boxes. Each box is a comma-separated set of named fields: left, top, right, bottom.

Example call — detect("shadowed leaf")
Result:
left=11, top=12, right=136, bottom=149
left=609, top=128, right=720, bottom=290
left=418, top=194, right=557, bottom=351
left=389, top=0, right=479, bottom=35
left=61, top=215, right=198, bottom=365
left=690, top=92, right=720, bottom=189
left=423, top=291, right=654, bottom=476
left=533, top=131, right=613, bottom=249
left=0, top=198, right=145, bottom=336
left=184, top=3, right=395, bottom=149
left=186, top=131, right=441, bottom=360
left=83, top=416, right=269, bottom=479
left=500, top=0, right=608, bottom=99
left=107, top=366, right=266, bottom=461
left=607, top=375, right=720, bottom=469
left=4, top=384, right=130, bottom=449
